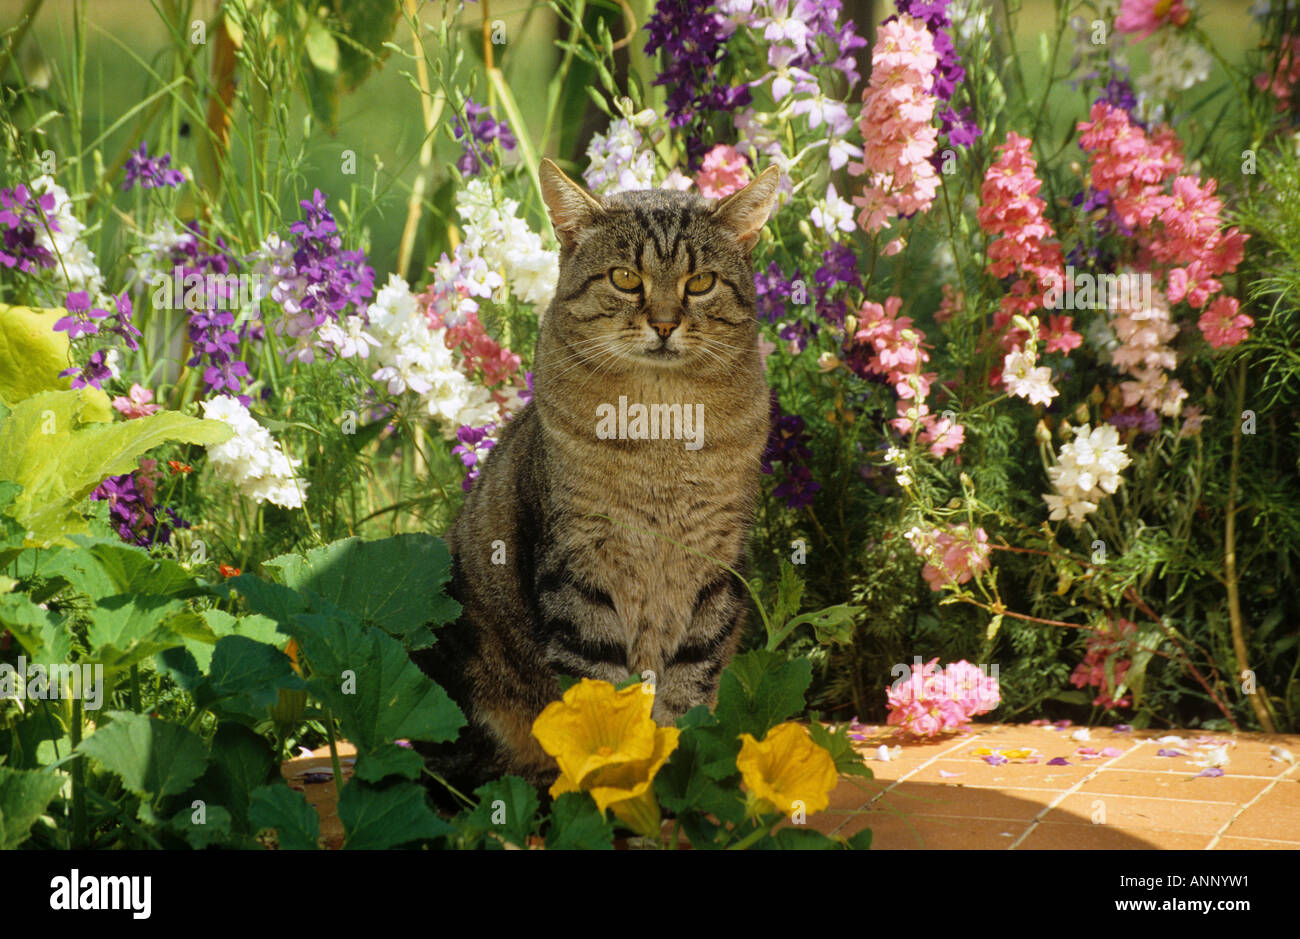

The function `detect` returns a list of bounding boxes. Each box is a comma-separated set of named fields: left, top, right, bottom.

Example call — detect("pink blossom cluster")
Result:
left=1115, top=0, right=1190, bottom=39
left=848, top=14, right=940, bottom=236
left=695, top=144, right=751, bottom=198
left=1077, top=102, right=1252, bottom=349
left=1109, top=287, right=1187, bottom=416
left=852, top=296, right=964, bottom=456
left=904, top=523, right=991, bottom=590
left=1255, top=36, right=1300, bottom=111
left=976, top=132, right=1066, bottom=346
left=1070, top=617, right=1138, bottom=710
left=886, top=658, right=1001, bottom=738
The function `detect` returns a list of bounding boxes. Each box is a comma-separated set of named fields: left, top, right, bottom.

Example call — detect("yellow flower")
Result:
left=531, top=678, right=679, bottom=837
left=736, top=722, right=839, bottom=818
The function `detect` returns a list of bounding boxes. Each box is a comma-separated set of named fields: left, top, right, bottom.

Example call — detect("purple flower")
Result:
left=1156, top=748, right=1183, bottom=757
left=763, top=395, right=821, bottom=510
left=91, top=465, right=188, bottom=548
left=123, top=142, right=186, bottom=190
left=53, top=290, right=109, bottom=340
left=452, top=424, right=498, bottom=492
left=1197, top=767, right=1225, bottom=778
left=0, top=184, right=58, bottom=273
left=983, top=754, right=1009, bottom=766
left=1114, top=724, right=1133, bottom=733
left=644, top=1, right=751, bottom=165
left=453, top=98, right=517, bottom=177
left=754, top=261, right=792, bottom=323
left=814, top=244, right=861, bottom=292
left=60, top=348, right=115, bottom=390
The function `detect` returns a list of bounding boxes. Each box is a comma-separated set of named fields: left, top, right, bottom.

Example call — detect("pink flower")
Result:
left=849, top=15, right=941, bottom=234
left=920, top=415, right=965, bottom=458
left=1115, top=0, right=1190, bottom=40
left=1042, top=315, right=1083, bottom=355
left=908, top=524, right=990, bottom=591
left=1255, top=36, right=1300, bottom=111
left=886, top=658, right=999, bottom=739
left=112, top=383, right=161, bottom=419
left=1197, top=296, right=1253, bottom=348
left=695, top=144, right=751, bottom=199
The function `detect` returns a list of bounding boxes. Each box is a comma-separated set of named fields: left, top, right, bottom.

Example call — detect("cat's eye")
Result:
left=610, top=268, right=643, bottom=292
left=684, top=271, right=716, bottom=296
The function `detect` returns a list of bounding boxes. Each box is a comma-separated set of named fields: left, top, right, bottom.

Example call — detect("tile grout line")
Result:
left=1007, top=744, right=1142, bottom=850
left=1204, top=760, right=1298, bottom=850
left=829, top=732, right=988, bottom=837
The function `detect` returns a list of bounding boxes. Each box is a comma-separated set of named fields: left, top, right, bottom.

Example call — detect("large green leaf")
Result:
left=352, top=743, right=424, bottom=784
left=0, top=591, right=72, bottom=665
left=459, top=775, right=540, bottom=849
left=184, top=722, right=279, bottom=841
left=261, top=534, right=460, bottom=648
left=85, top=594, right=188, bottom=683
left=288, top=613, right=465, bottom=751
left=0, top=765, right=64, bottom=849
left=77, top=711, right=209, bottom=802
left=44, top=537, right=199, bottom=600
left=197, top=635, right=304, bottom=714
left=179, top=608, right=284, bottom=672
left=713, top=650, right=812, bottom=739
left=0, top=304, right=111, bottom=412
left=248, top=784, right=320, bottom=850
left=337, top=778, right=452, bottom=849
left=0, top=390, right=232, bottom=543
left=544, top=792, right=615, bottom=850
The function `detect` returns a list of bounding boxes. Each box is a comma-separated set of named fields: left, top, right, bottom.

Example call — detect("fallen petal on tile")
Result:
left=872, top=745, right=902, bottom=762
left=1190, top=745, right=1230, bottom=769
left=938, top=769, right=962, bottom=778
left=972, top=746, right=996, bottom=756
left=1196, top=767, right=1225, bottom=778
left=1002, top=748, right=1036, bottom=760
left=1071, top=728, right=1092, bottom=741
left=1030, top=719, right=1051, bottom=726
left=1156, top=748, right=1184, bottom=757
left=1054, top=719, right=1073, bottom=729
left=1100, top=747, right=1123, bottom=758
left=1113, top=724, right=1133, bottom=733
left=1047, top=757, right=1070, bottom=766
left=1269, top=746, right=1296, bottom=765
left=1075, top=746, right=1098, bottom=756
left=1157, top=735, right=1189, bottom=747
left=984, top=754, right=1009, bottom=766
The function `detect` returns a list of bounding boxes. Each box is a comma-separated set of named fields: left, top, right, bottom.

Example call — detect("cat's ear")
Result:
left=540, top=158, right=605, bottom=251
left=711, top=164, right=781, bottom=252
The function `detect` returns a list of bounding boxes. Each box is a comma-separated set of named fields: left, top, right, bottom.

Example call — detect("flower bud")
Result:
left=1035, top=420, right=1052, bottom=444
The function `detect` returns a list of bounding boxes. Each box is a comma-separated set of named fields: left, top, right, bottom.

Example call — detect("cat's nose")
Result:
left=650, top=320, right=678, bottom=340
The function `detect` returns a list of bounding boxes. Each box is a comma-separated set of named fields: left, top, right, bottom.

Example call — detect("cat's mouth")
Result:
left=640, top=345, right=683, bottom=362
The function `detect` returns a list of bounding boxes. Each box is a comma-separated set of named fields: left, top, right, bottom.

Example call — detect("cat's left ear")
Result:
left=711, top=164, right=781, bottom=253
left=540, top=158, right=605, bottom=251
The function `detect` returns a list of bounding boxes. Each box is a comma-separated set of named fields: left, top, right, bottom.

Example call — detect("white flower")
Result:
left=660, top=167, right=694, bottom=191
left=1191, top=745, right=1230, bottom=769
left=454, top=181, right=558, bottom=311
left=810, top=183, right=856, bottom=235
left=1042, top=423, right=1132, bottom=526
left=583, top=117, right=655, bottom=195
left=30, top=175, right=104, bottom=298
left=1136, top=30, right=1212, bottom=122
left=201, top=395, right=308, bottom=509
left=1002, top=349, right=1059, bottom=406
left=317, top=315, right=379, bottom=360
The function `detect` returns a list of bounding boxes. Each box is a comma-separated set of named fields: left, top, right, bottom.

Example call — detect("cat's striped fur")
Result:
left=413, top=159, right=780, bottom=792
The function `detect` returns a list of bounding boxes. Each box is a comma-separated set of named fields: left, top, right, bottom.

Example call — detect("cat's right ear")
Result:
left=540, top=158, right=605, bottom=251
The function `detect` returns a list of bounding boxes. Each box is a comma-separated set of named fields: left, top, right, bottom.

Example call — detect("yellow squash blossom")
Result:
left=736, top=722, right=838, bottom=817
left=531, top=678, right=679, bottom=837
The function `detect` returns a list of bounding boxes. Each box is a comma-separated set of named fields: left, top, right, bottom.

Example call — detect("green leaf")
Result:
left=43, top=536, right=198, bottom=600
left=248, top=784, right=320, bottom=850
left=197, top=635, right=303, bottom=713
left=85, top=594, right=188, bottom=683
left=0, top=390, right=231, bottom=543
left=338, top=778, right=452, bottom=849
left=77, top=712, right=208, bottom=802
left=808, top=720, right=873, bottom=779
left=189, top=722, right=279, bottom=839
left=842, top=828, right=873, bottom=850
left=654, top=727, right=746, bottom=824
left=0, top=591, right=72, bottom=664
left=352, top=743, right=425, bottom=783
left=785, top=604, right=862, bottom=646
left=713, top=650, right=812, bottom=739
left=544, top=791, right=615, bottom=850
left=289, top=613, right=465, bottom=751
left=461, top=775, right=540, bottom=849
left=169, top=803, right=233, bottom=848
left=0, top=765, right=64, bottom=849
left=304, top=17, right=340, bottom=73
left=0, top=304, right=99, bottom=408
left=261, top=534, right=460, bottom=648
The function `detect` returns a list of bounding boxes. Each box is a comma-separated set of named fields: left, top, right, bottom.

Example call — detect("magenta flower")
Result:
left=112, top=383, right=161, bottom=419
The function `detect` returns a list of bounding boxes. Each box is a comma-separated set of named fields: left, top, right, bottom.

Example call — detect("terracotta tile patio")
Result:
left=281, top=723, right=1300, bottom=849
left=823, top=722, right=1300, bottom=849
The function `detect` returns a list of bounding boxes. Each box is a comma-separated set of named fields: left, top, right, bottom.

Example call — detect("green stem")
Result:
left=69, top=698, right=87, bottom=848
left=325, top=708, right=345, bottom=803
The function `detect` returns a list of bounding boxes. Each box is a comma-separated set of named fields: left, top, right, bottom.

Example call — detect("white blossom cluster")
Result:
left=454, top=179, right=558, bottom=311
left=1002, top=347, right=1060, bottom=406
left=582, top=117, right=656, bottom=195
left=31, top=175, right=104, bottom=299
left=1136, top=29, right=1212, bottom=122
left=366, top=273, right=498, bottom=436
left=1043, top=422, right=1132, bottom=526
left=201, top=395, right=309, bottom=508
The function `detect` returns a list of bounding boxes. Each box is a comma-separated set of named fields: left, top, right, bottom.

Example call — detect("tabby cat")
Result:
left=412, top=158, right=780, bottom=794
